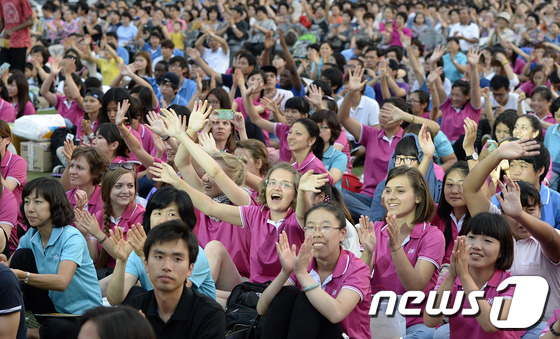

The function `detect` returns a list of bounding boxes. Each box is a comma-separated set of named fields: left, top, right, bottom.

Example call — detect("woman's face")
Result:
left=23, top=190, right=52, bottom=229
left=532, top=71, right=547, bottom=86
left=134, top=56, right=148, bottom=72
left=408, top=92, right=426, bottom=115
left=531, top=92, right=551, bottom=116
left=317, top=120, right=332, bottom=145
left=105, top=101, right=119, bottom=123
left=150, top=202, right=181, bottom=228
left=211, top=119, right=233, bottom=142
left=444, top=170, right=466, bottom=209
left=450, top=86, right=469, bottom=108
left=342, top=13, right=351, bottom=24
left=383, top=174, right=419, bottom=219
left=247, top=74, right=265, bottom=92
left=265, top=169, right=296, bottom=212
left=450, top=11, right=459, bottom=23
left=32, top=51, right=44, bottom=65
left=7, top=81, right=17, bottom=98
left=494, top=122, right=511, bottom=143
left=110, top=172, right=136, bottom=210
left=206, top=94, right=221, bottom=110
left=320, top=43, right=333, bottom=58
left=304, top=208, right=346, bottom=260
left=465, top=232, right=501, bottom=269
left=92, top=133, right=115, bottom=158
left=447, top=40, right=459, bottom=54
left=83, top=96, right=101, bottom=115
left=234, top=147, right=261, bottom=176
left=526, top=16, right=537, bottom=29
left=201, top=168, right=224, bottom=198
left=383, top=7, right=393, bottom=21
left=513, top=116, right=539, bottom=140
left=395, top=15, right=405, bottom=27
left=209, top=9, right=218, bottom=21
left=272, top=54, right=286, bottom=70
left=287, top=122, right=314, bottom=153
left=415, top=13, right=425, bottom=24
left=69, top=156, right=94, bottom=188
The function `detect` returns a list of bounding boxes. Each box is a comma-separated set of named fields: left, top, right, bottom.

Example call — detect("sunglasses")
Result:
left=107, top=163, right=134, bottom=171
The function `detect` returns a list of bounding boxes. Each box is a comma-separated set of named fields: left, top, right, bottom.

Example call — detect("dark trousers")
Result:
left=10, top=248, right=81, bottom=339
left=261, top=286, right=344, bottom=339
left=0, top=47, right=27, bottom=72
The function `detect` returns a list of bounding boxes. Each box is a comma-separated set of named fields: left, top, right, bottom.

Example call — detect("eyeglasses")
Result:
left=319, top=125, right=330, bottom=131
left=304, top=225, right=343, bottom=233
left=107, top=163, right=134, bottom=171
left=393, top=156, right=417, bottom=165
left=266, top=179, right=295, bottom=189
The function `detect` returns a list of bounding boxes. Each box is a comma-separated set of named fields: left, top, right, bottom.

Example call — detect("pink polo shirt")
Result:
left=55, top=95, right=84, bottom=127
left=95, top=203, right=145, bottom=268
left=0, top=188, right=17, bottom=251
left=112, top=155, right=141, bottom=166
left=1, top=150, right=27, bottom=250
left=66, top=185, right=104, bottom=217
left=196, top=208, right=252, bottom=278
left=288, top=248, right=372, bottom=339
left=436, top=270, right=520, bottom=339
left=334, top=129, right=352, bottom=174
left=0, top=99, right=15, bottom=122
left=239, top=205, right=304, bottom=283
left=440, top=98, right=481, bottom=143
left=274, top=122, right=293, bottom=163
left=291, top=152, right=333, bottom=184
left=431, top=208, right=465, bottom=264
left=77, top=120, right=98, bottom=144
left=358, top=125, right=403, bottom=197
left=371, top=221, right=445, bottom=327
left=13, top=101, right=35, bottom=117
left=136, top=123, right=156, bottom=156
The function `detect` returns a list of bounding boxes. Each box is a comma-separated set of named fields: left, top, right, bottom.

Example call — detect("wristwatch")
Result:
left=466, top=152, right=479, bottom=161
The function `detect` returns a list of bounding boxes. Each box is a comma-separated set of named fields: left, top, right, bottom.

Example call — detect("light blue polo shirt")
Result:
left=125, top=245, right=216, bottom=299
left=17, top=226, right=102, bottom=314
left=322, top=145, right=348, bottom=191
left=492, top=184, right=560, bottom=229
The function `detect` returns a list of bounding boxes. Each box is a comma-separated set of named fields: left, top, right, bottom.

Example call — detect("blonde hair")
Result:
left=211, top=152, right=246, bottom=186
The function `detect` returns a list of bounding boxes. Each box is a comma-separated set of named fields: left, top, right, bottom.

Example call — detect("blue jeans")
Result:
left=341, top=189, right=373, bottom=222
left=406, top=323, right=437, bottom=339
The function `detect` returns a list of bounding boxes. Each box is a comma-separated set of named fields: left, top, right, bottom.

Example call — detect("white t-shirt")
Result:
left=337, top=95, right=380, bottom=142
left=448, top=22, right=480, bottom=51
left=202, top=47, right=230, bottom=74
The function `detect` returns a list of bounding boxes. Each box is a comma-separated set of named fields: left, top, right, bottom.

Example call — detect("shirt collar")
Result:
left=309, top=247, right=350, bottom=286
left=457, top=269, right=505, bottom=289
left=31, top=226, right=64, bottom=249
left=145, top=286, right=194, bottom=321
left=540, top=185, right=550, bottom=205
left=1, top=150, right=12, bottom=168
left=292, top=152, right=316, bottom=171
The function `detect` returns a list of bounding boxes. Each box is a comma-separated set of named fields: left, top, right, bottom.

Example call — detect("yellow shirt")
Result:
left=170, top=32, right=185, bottom=51
left=97, top=57, right=123, bottom=86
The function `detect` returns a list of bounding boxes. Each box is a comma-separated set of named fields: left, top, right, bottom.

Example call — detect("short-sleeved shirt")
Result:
left=97, top=57, right=123, bottom=86
left=358, top=125, right=403, bottom=197
left=274, top=122, right=292, bottom=163
left=337, top=96, right=380, bottom=141
left=545, top=125, right=560, bottom=165
left=0, top=0, right=32, bottom=48
left=431, top=209, right=466, bottom=264
left=123, top=286, right=225, bottom=339
left=17, top=226, right=103, bottom=314
left=95, top=203, right=145, bottom=268
left=196, top=208, right=251, bottom=278
left=0, top=187, right=18, bottom=236
left=438, top=270, right=519, bottom=338
left=13, top=101, right=35, bottom=116
left=288, top=248, right=372, bottom=339
left=440, top=98, right=481, bottom=143
left=55, top=95, right=84, bottom=127
left=177, top=78, right=198, bottom=104
left=1, top=150, right=26, bottom=250
left=0, top=265, right=26, bottom=339
left=66, top=185, right=104, bottom=217
left=321, top=145, right=347, bottom=191
left=372, top=221, right=445, bottom=327
left=125, top=246, right=216, bottom=299
left=442, top=53, right=467, bottom=85
left=136, top=123, right=156, bottom=156
left=0, top=98, right=15, bottom=122
left=239, top=205, right=304, bottom=283
left=334, top=129, right=352, bottom=173
left=291, top=151, right=333, bottom=184
left=202, top=47, right=230, bottom=74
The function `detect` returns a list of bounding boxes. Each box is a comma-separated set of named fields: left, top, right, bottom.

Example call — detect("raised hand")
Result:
left=466, top=46, right=481, bottom=66
left=51, top=56, right=62, bottom=75
left=109, top=227, right=133, bottom=262
left=401, top=33, right=411, bottom=49
left=418, top=124, right=435, bottom=158
left=452, top=236, right=471, bottom=280
left=264, top=30, right=276, bottom=50
left=298, top=170, right=329, bottom=193
left=127, top=223, right=147, bottom=259
left=74, top=189, right=88, bottom=211
left=386, top=213, right=401, bottom=252
left=495, top=176, right=522, bottom=218
left=115, top=99, right=130, bottom=127
left=276, top=231, right=297, bottom=275
left=496, top=139, right=540, bottom=160
left=462, top=117, right=478, bottom=152
left=231, top=112, right=246, bottom=132
left=118, top=62, right=133, bottom=77
left=305, top=84, right=323, bottom=108
left=347, top=66, right=367, bottom=92
left=188, top=100, right=213, bottom=134
left=186, top=47, right=201, bottom=61
left=426, top=66, right=443, bottom=85
left=146, top=111, right=167, bottom=137
left=62, top=139, right=77, bottom=164
left=294, top=236, right=313, bottom=275
left=198, top=132, right=220, bottom=154
left=150, top=162, right=181, bottom=185
left=78, top=210, right=102, bottom=238
left=357, top=215, right=376, bottom=254
left=159, top=107, right=182, bottom=137
left=380, top=103, right=405, bottom=123
left=430, top=45, right=446, bottom=64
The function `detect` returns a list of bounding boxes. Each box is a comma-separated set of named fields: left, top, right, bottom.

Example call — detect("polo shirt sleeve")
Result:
left=433, top=132, right=454, bottom=158
left=188, top=247, right=211, bottom=290
left=417, top=226, right=445, bottom=269
left=330, top=151, right=348, bottom=173
left=124, top=252, right=143, bottom=279
left=0, top=268, right=22, bottom=315
left=357, top=124, right=379, bottom=147
left=5, top=155, right=26, bottom=187
left=340, top=257, right=370, bottom=301
left=239, top=205, right=258, bottom=230
left=60, top=228, right=86, bottom=266
left=0, top=190, right=17, bottom=228
left=16, top=230, right=31, bottom=250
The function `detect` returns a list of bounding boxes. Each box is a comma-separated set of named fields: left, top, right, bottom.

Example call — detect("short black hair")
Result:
left=239, top=52, right=257, bottom=67
left=310, top=79, right=333, bottom=97
left=285, top=97, right=310, bottom=116
left=516, top=180, right=542, bottom=208
left=143, top=187, right=197, bottom=233
left=490, top=75, right=509, bottom=91
left=21, top=178, right=74, bottom=228
left=143, top=220, right=199, bottom=266
left=320, top=67, right=344, bottom=92
left=168, top=56, right=188, bottom=69
left=515, top=142, right=550, bottom=183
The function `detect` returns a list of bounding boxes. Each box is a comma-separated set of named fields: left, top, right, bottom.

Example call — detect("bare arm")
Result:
left=12, top=261, right=76, bottom=291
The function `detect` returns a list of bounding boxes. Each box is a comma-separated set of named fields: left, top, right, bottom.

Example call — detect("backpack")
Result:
left=341, top=173, right=363, bottom=193
left=225, top=281, right=269, bottom=339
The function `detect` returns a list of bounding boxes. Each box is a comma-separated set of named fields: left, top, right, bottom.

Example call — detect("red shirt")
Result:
left=0, top=0, right=32, bottom=48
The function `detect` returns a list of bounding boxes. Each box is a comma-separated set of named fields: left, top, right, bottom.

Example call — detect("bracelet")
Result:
left=391, top=247, right=402, bottom=253
left=501, top=61, right=508, bottom=66
left=550, top=322, right=560, bottom=336
left=411, top=115, right=415, bottom=124
left=161, top=135, right=170, bottom=141
left=98, top=235, right=108, bottom=244
left=23, top=271, right=30, bottom=284
left=303, top=282, right=320, bottom=292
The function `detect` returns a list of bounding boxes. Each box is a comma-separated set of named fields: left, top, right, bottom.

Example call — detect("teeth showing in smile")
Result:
left=471, top=253, right=482, bottom=258
left=271, top=193, right=282, bottom=201
left=313, top=243, right=324, bottom=248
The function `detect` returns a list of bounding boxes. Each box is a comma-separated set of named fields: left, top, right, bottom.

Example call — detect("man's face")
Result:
left=237, top=57, right=253, bottom=75
left=459, top=8, right=469, bottom=24
left=150, top=36, right=161, bottom=48
left=161, top=47, right=172, bottom=58
left=491, top=87, right=509, bottom=106
left=265, top=72, right=277, bottom=88
left=145, top=239, right=194, bottom=292
left=509, top=160, right=541, bottom=187
left=365, top=50, right=378, bottom=69
left=107, top=35, right=118, bottom=46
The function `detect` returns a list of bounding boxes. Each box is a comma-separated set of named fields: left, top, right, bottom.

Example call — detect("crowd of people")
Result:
left=2, top=0, right=560, bottom=338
